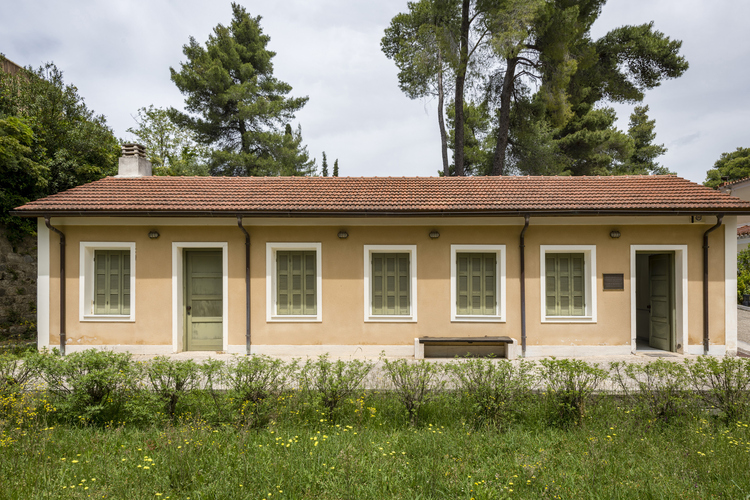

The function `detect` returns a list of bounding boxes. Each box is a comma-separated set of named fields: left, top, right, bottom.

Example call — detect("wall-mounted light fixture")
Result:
left=337, top=230, right=349, bottom=239
left=148, top=230, right=160, bottom=239
left=429, top=230, right=440, bottom=239
left=609, top=230, right=621, bottom=239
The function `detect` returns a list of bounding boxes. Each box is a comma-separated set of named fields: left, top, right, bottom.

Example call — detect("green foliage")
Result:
left=126, top=105, right=210, bottom=176
left=145, top=357, right=201, bottom=419
left=0, top=56, right=119, bottom=241
left=553, top=105, right=634, bottom=176
left=0, top=351, right=38, bottom=390
left=447, top=358, right=534, bottom=427
left=381, top=358, right=445, bottom=425
left=686, top=356, right=750, bottom=422
left=169, top=4, right=312, bottom=177
left=320, top=151, right=329, bottom=177
left=738, top=248, right=750, bottom=302
left=32, top=350, right=140, bottom=426
left=610, top=359, right=692, bottom=423
left=538, top=357, right=608, bottom=427
left=620, top=104, right=670, bottom=175
left=226, top=355, right=295, bottom=428
left=704, top=147, right=750, bottom=188
left=333, top=159, right=339, bottom=177
left=0, top=115, right=48, bottom=241
left=446, top=100, right=494, bottom=176
left=303, top=355, right=373, bottom=421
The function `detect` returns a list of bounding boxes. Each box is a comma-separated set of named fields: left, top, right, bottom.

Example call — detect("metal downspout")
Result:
left=44, top=216, right=66, bottom=355
left=237, top=216, right=251, bottom=355
left=520, top=215, right=530, bottom=357
left=703, top=214, right=724, bottom=355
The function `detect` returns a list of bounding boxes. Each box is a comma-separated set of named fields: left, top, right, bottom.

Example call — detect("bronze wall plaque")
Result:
left=603, top=273, right=624, bottom=290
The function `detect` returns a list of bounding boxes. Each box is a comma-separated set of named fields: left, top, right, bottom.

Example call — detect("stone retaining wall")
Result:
left=0, top=225, right=37, bottom=341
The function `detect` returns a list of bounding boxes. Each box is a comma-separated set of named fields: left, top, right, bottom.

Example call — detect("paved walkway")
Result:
left=737, top=305, right=750, bottom=356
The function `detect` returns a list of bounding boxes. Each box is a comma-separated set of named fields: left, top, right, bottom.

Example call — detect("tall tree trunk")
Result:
left=454, top=0, right=470, bottom=177
left=437, top=49, right=449, bottom=176
left=491, top=58, right=518, bottom=176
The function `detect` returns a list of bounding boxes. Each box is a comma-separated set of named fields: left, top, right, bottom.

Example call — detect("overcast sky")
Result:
left=2, top=0, right=748, bottom=183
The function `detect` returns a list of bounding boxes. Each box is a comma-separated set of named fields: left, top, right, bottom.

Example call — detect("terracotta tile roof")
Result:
left=738, top=225, right=750, bottom=237
left=719, top=176, right=750, bottom=188
left=13, top=175, right=750, bottom=217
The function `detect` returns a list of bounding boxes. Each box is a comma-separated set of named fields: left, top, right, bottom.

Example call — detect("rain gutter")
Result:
left=44, top=216, right=66, bottom=356
left=703, top=215, right=724, bottom=355
left=237, top=216, right=251, bottom=356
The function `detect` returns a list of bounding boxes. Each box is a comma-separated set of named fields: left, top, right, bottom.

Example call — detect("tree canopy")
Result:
left=0, top=56, right=119, bottom=241
left=383, top=0, right=687, bottom=177
left=126, top=105, right=210, bottom=176
left=169, top=3, right=313, bottom=177
left=704, top=147, right=750, bottom=188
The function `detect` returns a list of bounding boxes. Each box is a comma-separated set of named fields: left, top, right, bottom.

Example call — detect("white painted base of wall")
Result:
left=686, top=345, right=728, bottom=356
left=51, top=343, right=734, bottom=358
left=524, top=345, right=632, bottom=357
left=63, top=344, right=175, bottom=355
left=228, top=344, right=412, bottom=358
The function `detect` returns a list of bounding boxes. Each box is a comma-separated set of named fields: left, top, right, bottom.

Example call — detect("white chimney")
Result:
left=117, top=143, right=152, bottom=177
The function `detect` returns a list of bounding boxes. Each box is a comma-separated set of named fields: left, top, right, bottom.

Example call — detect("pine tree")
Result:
left=321, top=152, right=329, bottom=177
left=622, top=105, right=670, bottom=175
left=333, top=159, right=339, bottom=177
left=169, top=3, right=311, bottom=176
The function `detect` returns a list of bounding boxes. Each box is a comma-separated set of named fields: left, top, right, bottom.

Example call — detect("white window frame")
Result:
left=266, top=242, right=322, bottom=322
left=79, top=242, right=136, bottom=322
left=450, top=245, right=506, bottom=322
left=363, top=244, right=417, bottom=322
left=540, top=245, right=597, bottom=323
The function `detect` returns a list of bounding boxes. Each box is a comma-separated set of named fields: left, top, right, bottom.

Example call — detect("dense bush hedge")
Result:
left=1, top=350, right=749, bottom=430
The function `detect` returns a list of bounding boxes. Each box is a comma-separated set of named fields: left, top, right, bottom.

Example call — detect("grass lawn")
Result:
left=2, top=412, right=749, bottom=499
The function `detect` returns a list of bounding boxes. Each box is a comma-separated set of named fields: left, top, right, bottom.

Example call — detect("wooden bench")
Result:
left=414, top=336, right=516, bottom=359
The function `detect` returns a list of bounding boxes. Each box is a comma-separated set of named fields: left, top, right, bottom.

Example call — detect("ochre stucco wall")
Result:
left=44, top=220, right=727, bottom=350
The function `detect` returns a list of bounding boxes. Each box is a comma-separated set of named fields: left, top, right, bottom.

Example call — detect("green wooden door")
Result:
left=185, top=250, right=223, bottom=351
left=648, top=253, right=674, bottom=351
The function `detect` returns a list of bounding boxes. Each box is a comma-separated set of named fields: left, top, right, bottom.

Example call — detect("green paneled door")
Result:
left=185, top=250, right=223, bottom=351
left=648, top=253, right=674, bottom=351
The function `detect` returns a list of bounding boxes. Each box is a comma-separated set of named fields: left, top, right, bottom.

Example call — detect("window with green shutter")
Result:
left=276, top=251, right=317, bottom=315
left=371, top=253, right=410, bottom=315
left=94, top=250, right=131, bottom=315
left=456, top=253, right=496, bottom=315
left=545, top=253, right=585, bottom=316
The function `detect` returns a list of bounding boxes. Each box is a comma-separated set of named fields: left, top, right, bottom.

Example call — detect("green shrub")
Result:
left=197, top=358, right=229, bottom=424
left=610, top=359, right=692, bottom=424
left=226, top=355, right=297, bottom=428
left=303, top=355, right=373, bottom=422
left=145, top=357, right=201, bottom=419
left=0, top=351, right=38, bottom=390
left=381, top=358, right=445, bottom=425
left=446, top=358, right=535, bottom=427
left=32, top=349, right=140, bottom=426
left=686, top=356, right=750, bottom=422
left=538, top=358, right=608, bottom=427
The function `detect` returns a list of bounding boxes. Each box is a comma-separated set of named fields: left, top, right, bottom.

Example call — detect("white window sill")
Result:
left=452, top=316, right=505, bottom=323
left=542, top=316, right=595, bottom=324
left=268, top=315, right=322, bottom=323
left=81, top=315, right=135, bottom=323
left=366, top=315, right=416, bottom=323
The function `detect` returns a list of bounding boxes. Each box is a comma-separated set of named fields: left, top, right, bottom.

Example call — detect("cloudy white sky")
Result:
left=2, top=0, right=748, bottom=183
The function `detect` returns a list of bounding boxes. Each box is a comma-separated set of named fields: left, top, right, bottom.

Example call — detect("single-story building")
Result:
left=12, top=146, right=750, bottom=358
